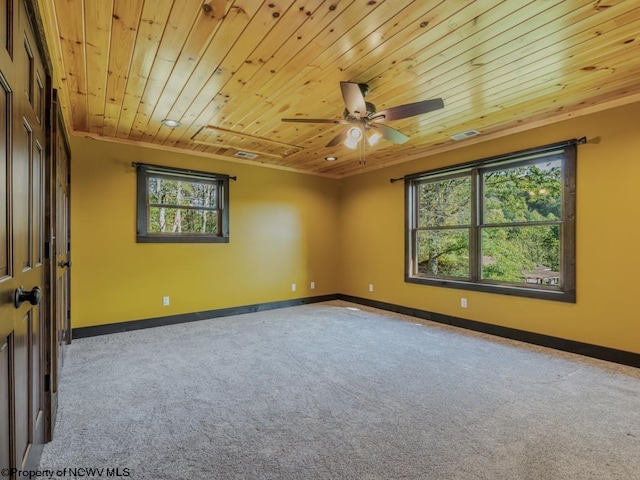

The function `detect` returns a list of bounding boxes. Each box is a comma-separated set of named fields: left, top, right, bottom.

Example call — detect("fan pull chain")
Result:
left=359, top=129, right=367, bottom=165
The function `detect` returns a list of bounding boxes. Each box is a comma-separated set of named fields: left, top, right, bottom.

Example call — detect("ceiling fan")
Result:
left=281, top=82, right=444, bottom=149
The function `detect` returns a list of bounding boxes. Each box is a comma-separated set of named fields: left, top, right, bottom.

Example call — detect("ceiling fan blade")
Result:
left=326, top=129, right=349, bottom=147
left=374, top=98, right=444, bottom=122
left=340, top=82, right=367, bottom=119
left=369, top=123, right=409, bottom=144
left=281, top=118, right=347, bottom=124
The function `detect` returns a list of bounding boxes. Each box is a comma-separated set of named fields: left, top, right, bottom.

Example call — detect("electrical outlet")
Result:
left=369, top=284, right=374, bottom=292
left=310, top=281, right=315, bottom=290
left=163, top=296, right=170, bottom=306
left=291, top=283, right=296, bottom=292
left=461, top=298, right=467, bottom=308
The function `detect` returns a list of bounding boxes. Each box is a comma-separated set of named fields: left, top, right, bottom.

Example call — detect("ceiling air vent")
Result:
left=234, top=151, right=258, bottom=159
left=450, top=130, right=480, bottom=141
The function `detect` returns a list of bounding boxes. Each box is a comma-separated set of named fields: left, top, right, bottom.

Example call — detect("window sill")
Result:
left=136, top=235, right=229, bottom=244
left=405, top=275, right=575, bottom=303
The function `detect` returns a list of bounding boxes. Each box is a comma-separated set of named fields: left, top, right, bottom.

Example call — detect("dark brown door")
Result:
left=1, top=0, right=48, bottom=474
left=46, top=91, right=71, bottom=432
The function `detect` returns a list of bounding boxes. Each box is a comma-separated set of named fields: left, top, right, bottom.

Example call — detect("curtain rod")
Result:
left=131, top=161, right=237, bottom=181
left=389, top=136, right=587, bottom=184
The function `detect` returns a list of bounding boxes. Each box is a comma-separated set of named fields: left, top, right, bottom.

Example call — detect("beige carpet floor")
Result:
left=39, top=301, right=640, bottom=479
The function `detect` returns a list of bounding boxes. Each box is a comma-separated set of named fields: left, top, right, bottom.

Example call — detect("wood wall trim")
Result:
left=72, top=131, right=341, bottom=179
left=70, top=90, right=640, bottom=180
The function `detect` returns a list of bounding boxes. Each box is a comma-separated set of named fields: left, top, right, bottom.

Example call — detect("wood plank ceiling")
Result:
left=37, top=0, right=640, bottom=177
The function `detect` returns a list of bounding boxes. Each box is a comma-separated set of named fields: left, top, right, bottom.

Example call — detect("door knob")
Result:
left=14, top=286, right=42, bottom=308
left=58, top=260, right=72, bottom=268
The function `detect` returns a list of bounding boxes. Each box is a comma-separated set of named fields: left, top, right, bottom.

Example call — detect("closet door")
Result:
left=0, top=0, right=48, bottom=474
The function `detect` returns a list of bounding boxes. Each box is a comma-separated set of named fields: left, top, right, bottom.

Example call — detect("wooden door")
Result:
left=1, top=0, right=48, bottom=474
left=46, top=90, right=71, bottom=433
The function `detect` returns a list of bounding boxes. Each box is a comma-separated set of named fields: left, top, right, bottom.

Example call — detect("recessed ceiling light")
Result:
left=161, top=119, right=181, bottom=128
left=324, top=156, right=338, bottom=161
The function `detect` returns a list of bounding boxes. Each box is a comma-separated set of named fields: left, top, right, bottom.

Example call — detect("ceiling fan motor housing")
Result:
left=344, top=102, right=377, bottom=121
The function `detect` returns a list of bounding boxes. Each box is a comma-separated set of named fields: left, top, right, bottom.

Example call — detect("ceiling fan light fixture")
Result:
left=368, top=132, right=381, bottom=146
left=348, top=127, right=362, bottom=139
left=344, top=137, right=359, bottom=149
left=345, top=127, right=362, bottom=149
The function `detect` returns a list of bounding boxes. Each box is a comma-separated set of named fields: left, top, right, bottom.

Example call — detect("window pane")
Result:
left=416, top=229, right=469, bottom=278
left=181, top=181, right=217, bottom=208
left=418, top=176, right=471, bottom=227
left=148, top=177, right=217, bottom=208
left=483, top=159, right=562, bottom=224
left=148, top=207, right=218, bottom=234
left=481, top=225, right=560, bottom=284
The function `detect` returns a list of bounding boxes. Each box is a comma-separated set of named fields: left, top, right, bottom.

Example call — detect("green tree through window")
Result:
left=416, top=176, right=471, bottom=278
left=406, top=141, right=576, bottom=302
left=136, top=163, right=229, bottom=243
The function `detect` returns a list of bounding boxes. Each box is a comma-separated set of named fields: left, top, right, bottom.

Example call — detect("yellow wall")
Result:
left=71, top=102, right=640, bottom=355
left=338, top=102, right=640, bottom=354
left=70, top=136, right=339, bottom=328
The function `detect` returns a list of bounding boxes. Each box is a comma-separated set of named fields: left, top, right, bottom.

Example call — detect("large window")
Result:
left=406, top=140, right=576, bottom=302
left=136, top=163, right=229, bottom=243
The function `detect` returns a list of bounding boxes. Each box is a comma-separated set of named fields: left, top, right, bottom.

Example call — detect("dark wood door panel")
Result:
left=33, top=142, right=43, bottom=266
left=0, top=336, right=13, bottom=472
left=31, top=305, right=41, bottom=431
left=13, top=311, right=30, bottom=469
left=0, top=76, right=8, bottom=279
left=0, top=0, right=7, bottom=54
left=0, top=0, right=51, bottom=473
left=16, top=119, right=33, bottom=271
left=0, top=0, right=16, bottom=69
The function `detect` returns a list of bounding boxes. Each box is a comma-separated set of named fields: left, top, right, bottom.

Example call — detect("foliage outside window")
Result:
left=136, top=163, right=229, bottom=243
left=406, top=140, right=576, bottom=302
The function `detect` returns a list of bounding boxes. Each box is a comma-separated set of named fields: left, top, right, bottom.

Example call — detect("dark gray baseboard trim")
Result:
left=72, top=294, right=340, bottom=339
left=337, top=294, right=640, bottom=369
left=72, top=293, right=639, bottom=369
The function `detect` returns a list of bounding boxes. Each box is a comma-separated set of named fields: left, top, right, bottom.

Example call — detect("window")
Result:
left=406, top=140, right=576, bottom=302
left=136, top=163, right=229, bottom=243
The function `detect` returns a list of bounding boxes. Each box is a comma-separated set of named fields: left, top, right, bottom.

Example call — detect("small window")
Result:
left=406, top=140, right=576, bottom=302
left=135, top=163, right=229, bottom=243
